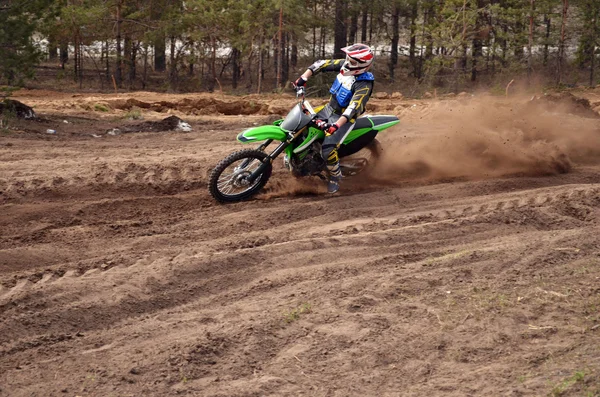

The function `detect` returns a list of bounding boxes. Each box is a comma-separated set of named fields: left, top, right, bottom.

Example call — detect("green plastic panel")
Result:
left=372, top=119, right=400, bottom=131
left=343, top=127, right=374, bottom=144
left=237, top=125, right=287, bottom=143
left=294, top=127, right=324, bottom=153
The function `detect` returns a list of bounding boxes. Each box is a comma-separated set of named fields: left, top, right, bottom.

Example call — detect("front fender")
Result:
left=237, top=125, right=288, bottom=143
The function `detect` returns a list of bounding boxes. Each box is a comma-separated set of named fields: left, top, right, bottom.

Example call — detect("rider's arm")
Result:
left=299, top=59, right=345, bottom=82
left=308, top=59, right=345, bottom=75
left=341, top=80, right=373, bottom=122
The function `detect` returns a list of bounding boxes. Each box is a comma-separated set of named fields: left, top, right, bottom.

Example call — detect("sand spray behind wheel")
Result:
left=373, top=94, right=600, bottom=183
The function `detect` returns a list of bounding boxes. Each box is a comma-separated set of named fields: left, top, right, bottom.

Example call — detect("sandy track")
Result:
left=1, top=91, right=599, bottom=396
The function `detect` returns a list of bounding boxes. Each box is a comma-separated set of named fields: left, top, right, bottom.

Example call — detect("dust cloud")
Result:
left=259, top=176, right=324, bottom=199
left=373, top=94, right=600, bottom=183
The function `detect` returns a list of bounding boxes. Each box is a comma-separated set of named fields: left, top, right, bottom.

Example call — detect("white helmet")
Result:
left=340, top=44, right=374, bottom=76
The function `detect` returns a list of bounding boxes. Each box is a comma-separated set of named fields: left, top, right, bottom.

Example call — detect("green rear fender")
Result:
left=237, top=125, right=287, bottom=143
left=344, top=116, right=400, bottom=144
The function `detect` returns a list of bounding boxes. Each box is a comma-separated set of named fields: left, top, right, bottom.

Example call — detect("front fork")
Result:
left=239, top=139, right=273, bottom=169
left=246, top=129, right=306, bottom=183
left=246, top=140, right=290, bottom=183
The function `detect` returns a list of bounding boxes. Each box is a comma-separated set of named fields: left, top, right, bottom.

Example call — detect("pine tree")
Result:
left=0, top=0, right=53, bottom=85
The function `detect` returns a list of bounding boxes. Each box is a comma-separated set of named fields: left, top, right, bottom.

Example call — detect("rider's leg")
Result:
left=321, top=121, right=355, bottom=193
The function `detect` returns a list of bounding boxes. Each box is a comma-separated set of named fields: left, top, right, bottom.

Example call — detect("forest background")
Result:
left=0, top=0, right=599, bottom=98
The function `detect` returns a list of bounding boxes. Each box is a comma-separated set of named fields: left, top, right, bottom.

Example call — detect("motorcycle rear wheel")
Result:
left=208, top=149, right=272, bottom=203
left=340, top=138, right=382, bottom=177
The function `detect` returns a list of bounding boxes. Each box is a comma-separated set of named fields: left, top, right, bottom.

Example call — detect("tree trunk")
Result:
left=472, top=37, right=483, bottom=82
left=501, top=25, right=508, bottom=65
left=291, top=35, right=298, bottom=68
left=416, top=12, right=427, bottom=80
left=209, top=36, right=216, bottom=92
left=150, top=0, right=166, bottom=72
left=527, top=0, right=535, bottom=82
left=100, top=41, right=105, bottom=76
left=514, top=19, right=524, bottom=60
left=73, top=35, right=79, bottom=82
left=425, top=7, right=434, bottom=60
left=124, top=36, right=131, bottom=70
left=48, top=36, right=58, bottom=61
left=591, top=42, right=596, bottom=87
left=200, top=46, right=205, bottom=81
left=361, top=2, right=368, bottom=42
left=389, top=3, right=400, bottom=81
left=124, top=35, right=132, bottom=88
left=115, top=0, right=123, bottom=88
left=590, top=6, right=598, bottom=86
left=276, top=5, right=283, bottom=88
left=78, top=40, right=83, bottom=89
left=231, top=47, right=240, bottom=89
left=245, top=45, right=254, bottom=89
left=334, top=0, right=347, bottom=57
left=348, top=9, right=358, bottom=44
left=169, top=36, right=177, bottom=89
left=154, top=37, right=166, bottom=72
left=257, top=36, right=264, bottom=94
left=104, top=40, right=110, bottom=84
left=321, top=28, right=326, bottom=58
left=557, top=0, right=569, bottom=84
left=273, top=38, right=278, bottom=80
left=471, top=2, right=484, bottom=82
left=142, top=42, right=148, bottom=89
left=312, top=1, right=317, bottom=58
left=369, top=7, right=373, bottom=43
left=188, top=43, right=195, bottom=77
left=283, top=34, right=289, bottom=84
left=543, top=15, right=551, bottom=66
left=409, top=0, right=418, bottom=76
left=130, top=42, right=137, bottom=88
left=72, top=36, right=78, bottom=81
left=60, top=40, right=68, bottom=69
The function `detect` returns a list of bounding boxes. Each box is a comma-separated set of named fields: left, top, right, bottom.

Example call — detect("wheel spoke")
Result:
left=217, top=177, right=234, bottom=187
left=223, top=184, right=234, bottom=194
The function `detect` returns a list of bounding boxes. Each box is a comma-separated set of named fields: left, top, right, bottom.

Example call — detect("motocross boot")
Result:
left=327, top=172, right=341, bottom=194
left=326, top=149, right=342, bottom=194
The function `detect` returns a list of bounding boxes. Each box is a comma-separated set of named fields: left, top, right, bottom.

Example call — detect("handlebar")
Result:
left=291, top=82, right=316, bottom=116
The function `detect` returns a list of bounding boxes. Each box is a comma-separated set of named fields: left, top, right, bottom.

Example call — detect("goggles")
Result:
left=345, top=56, right=360, bottom=67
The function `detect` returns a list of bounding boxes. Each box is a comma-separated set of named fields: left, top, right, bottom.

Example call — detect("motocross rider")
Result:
left=293, top=43, right=375, bottom=194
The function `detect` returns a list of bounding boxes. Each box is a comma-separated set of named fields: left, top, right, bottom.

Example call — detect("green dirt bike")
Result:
left=208, top=91, right=399, bottom=203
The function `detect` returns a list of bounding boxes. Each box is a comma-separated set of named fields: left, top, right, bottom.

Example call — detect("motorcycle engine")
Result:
left=285, top=142, right=326, bottom=177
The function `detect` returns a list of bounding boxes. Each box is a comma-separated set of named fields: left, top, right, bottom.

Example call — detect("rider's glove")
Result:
left=314, top=119, right=329, bottom=130
left=293, top=77, right=307, bottom=88
left=293, top=77, right=307, bottom=97
left=325, top=123, right=339, bottom=136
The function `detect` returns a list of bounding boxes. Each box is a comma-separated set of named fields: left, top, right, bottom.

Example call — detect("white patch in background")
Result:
left=177, top=121, right=192, bottom=132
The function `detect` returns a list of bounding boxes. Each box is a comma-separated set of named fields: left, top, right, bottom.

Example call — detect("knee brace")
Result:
left=322, top=144, right=339, bottom=166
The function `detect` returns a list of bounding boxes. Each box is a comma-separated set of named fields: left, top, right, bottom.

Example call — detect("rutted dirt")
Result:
left=1, top=89, right=599, bottom=396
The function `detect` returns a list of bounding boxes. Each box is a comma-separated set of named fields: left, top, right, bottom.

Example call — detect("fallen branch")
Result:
left=505, top=79, right=515, bottom=97
left=215, top=77, right=224, bottom=98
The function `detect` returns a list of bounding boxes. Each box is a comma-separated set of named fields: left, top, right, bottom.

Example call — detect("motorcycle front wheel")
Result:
left=208, top=149, right=272, bottom=203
